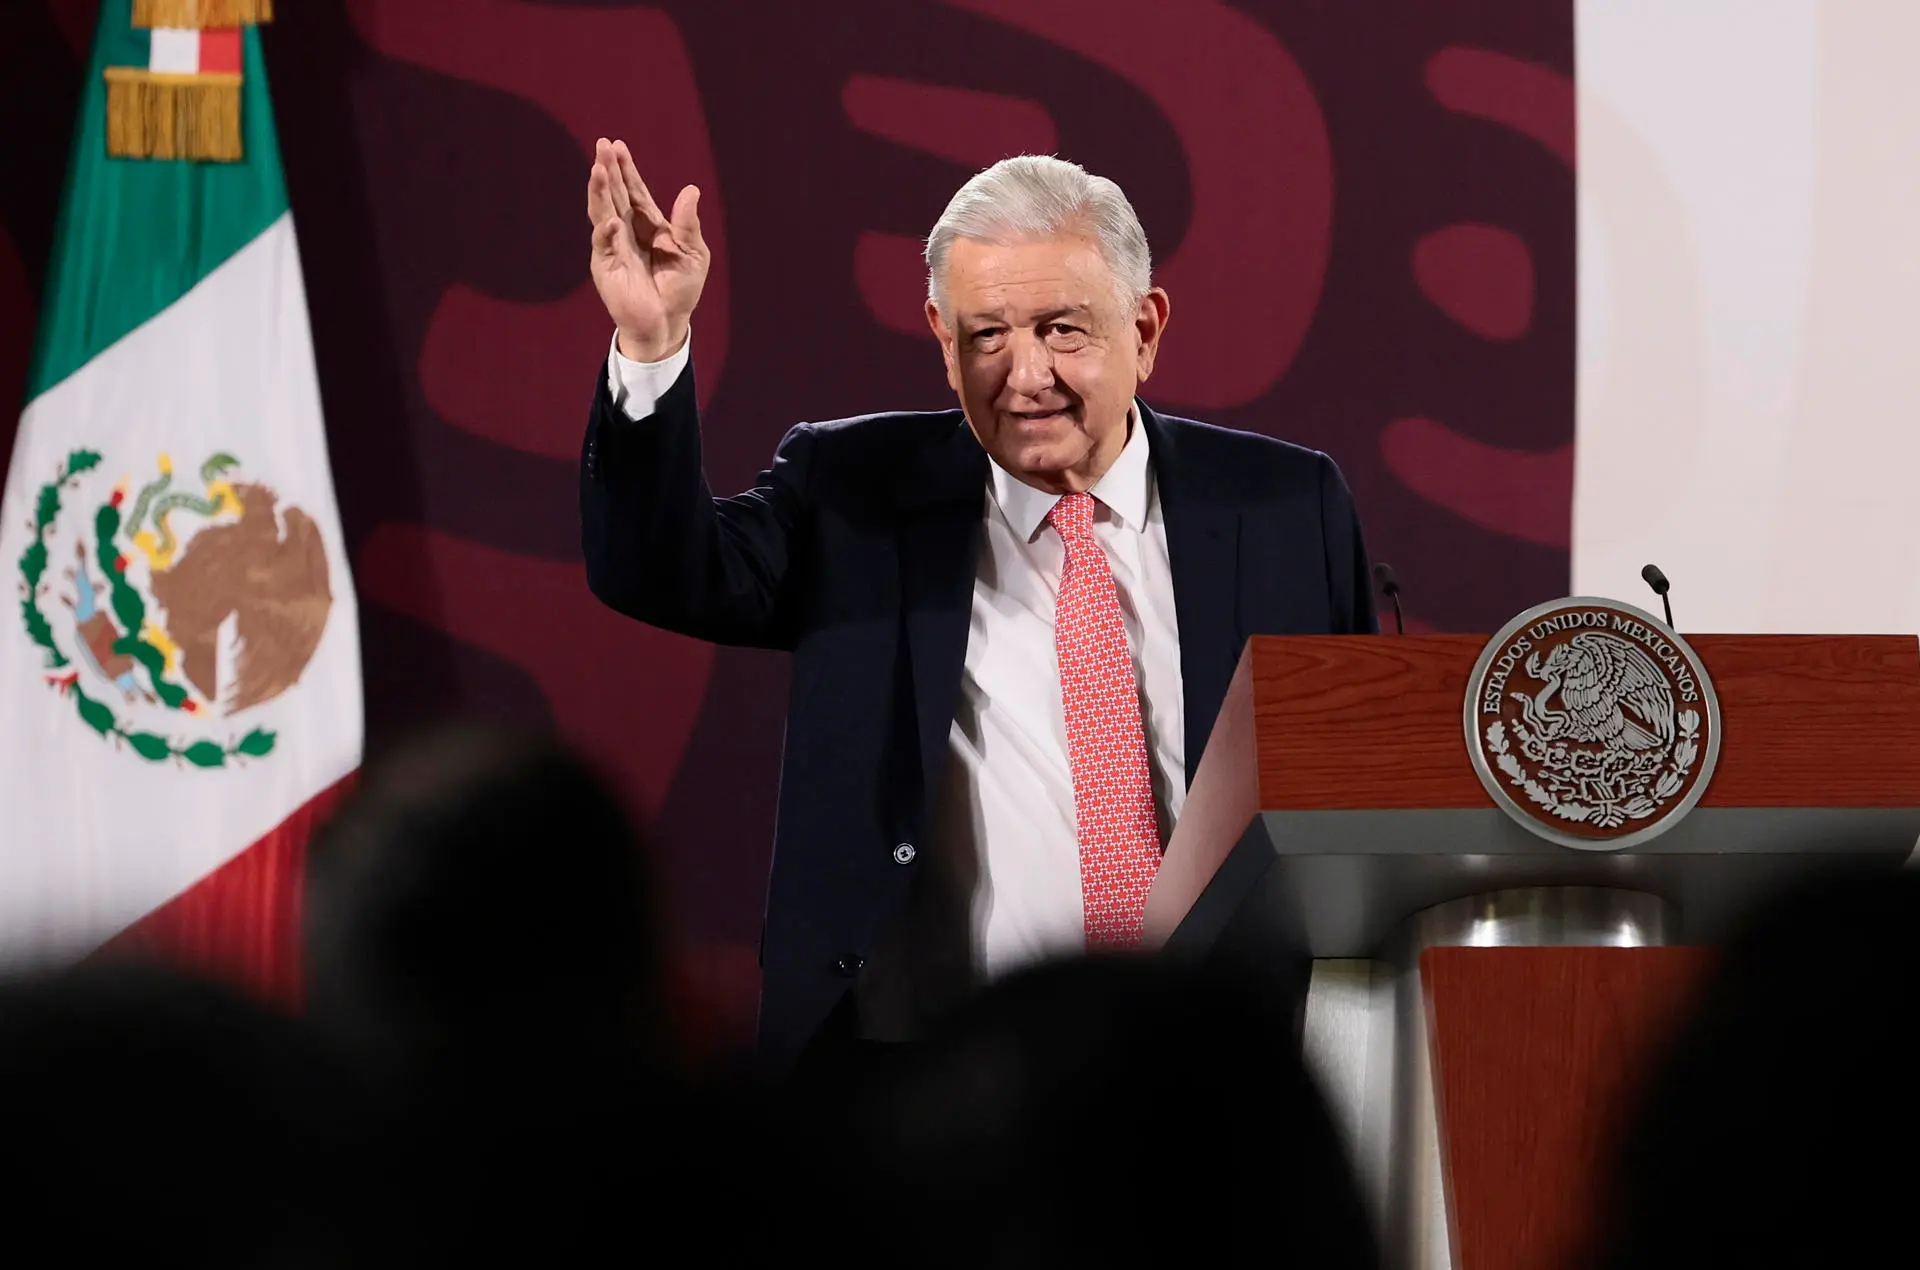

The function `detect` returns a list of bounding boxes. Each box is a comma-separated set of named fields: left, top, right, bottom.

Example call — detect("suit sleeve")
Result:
left=1318, top=452, right=1379, bottom=635
left=580, top=358, right=811, bottom=650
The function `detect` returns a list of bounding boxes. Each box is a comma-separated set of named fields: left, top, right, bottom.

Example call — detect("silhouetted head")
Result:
left=0, top=964, right=357, bottom=1264
left=838, top=955, right=1377, bottom=1269
left=1596, top=868, right=1920, bottom=1268
left=303, top=726, right=671, bottom=1093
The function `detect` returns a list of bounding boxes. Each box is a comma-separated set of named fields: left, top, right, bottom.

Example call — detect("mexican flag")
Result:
left=0, top=0, right=359, bottom=996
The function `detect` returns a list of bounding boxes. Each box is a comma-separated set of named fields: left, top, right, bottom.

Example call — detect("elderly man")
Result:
left=580, top=140, right=1376, bottom=1073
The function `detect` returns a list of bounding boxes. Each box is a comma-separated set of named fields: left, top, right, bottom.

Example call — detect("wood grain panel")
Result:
left=1247, top=633, right=1920, bottom=811
left=1424, top=946, right=1716, bottom=1270
left=1252, top=634, right=1488, bottom=809
left=1691, top=634, right=1920, bottom=806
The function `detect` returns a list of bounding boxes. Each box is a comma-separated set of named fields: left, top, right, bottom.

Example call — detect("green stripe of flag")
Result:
left=26, top=0, right=289, bottom=402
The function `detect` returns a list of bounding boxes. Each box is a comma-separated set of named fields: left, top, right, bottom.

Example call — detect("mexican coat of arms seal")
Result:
left=16, top=447, right=333, bottom=768
left=1464, top=597, right=1721, bottom=851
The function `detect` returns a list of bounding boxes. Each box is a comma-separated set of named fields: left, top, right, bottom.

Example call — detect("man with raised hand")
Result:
left=580, top=138, right=1376, bottom=1074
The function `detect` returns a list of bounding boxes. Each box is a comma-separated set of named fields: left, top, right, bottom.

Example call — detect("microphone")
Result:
left=1641, top=563, right=1674, bottom=628
left=1373, top=562, right=1404, bottom=635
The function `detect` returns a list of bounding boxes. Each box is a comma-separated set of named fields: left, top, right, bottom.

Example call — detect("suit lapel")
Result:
left=893, top=406, right=1241, bottom=811
left=897, top=416, right=988, bottom=831
left=1143, top=404, right=1242, bottom=786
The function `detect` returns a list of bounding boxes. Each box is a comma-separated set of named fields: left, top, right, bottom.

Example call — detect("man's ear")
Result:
left=927, top=299, right=962, bottom=394
left=1134, top=287, right=1171, bottom=382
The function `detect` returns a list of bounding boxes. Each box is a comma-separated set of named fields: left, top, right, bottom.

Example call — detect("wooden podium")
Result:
left=1143, top=633, right=1920, bottom=1270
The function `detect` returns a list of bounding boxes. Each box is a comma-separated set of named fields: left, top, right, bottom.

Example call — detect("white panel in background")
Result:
left=1759, top=2, right=1920, bottom=633
left=1573, top=0, right=1821, bottom=630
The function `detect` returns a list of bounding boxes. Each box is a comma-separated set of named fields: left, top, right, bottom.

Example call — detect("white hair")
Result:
left=924, top=154, right=1152, bottom=320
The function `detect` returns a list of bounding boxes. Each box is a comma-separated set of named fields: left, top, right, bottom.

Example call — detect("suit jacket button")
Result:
left=892, top=842, right=917, bottom=865
left=832, top=954, right=865, bottom=978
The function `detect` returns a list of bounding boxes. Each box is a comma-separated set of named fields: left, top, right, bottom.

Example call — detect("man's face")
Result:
left=928, top=235, right=1169, bottom=494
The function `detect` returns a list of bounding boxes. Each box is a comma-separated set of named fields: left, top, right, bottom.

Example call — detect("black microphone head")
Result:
left=1372, top=561, right=1400, bottom=595
left=1640, top=563, right=1670, bottom=596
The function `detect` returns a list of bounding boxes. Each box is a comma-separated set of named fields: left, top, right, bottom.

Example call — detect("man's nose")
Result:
left=1006, top=330, right=1056, bottom=398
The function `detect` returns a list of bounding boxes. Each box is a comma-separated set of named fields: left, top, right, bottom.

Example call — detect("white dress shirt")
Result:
left=607, top=335, right=1186, bottom=1034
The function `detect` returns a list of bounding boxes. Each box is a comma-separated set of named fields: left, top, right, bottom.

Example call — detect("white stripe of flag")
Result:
left=147, top=28, right=201, bottom=74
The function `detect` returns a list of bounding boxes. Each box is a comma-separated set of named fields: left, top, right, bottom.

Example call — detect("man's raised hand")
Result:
left=587, top=137, right=708, bottom=363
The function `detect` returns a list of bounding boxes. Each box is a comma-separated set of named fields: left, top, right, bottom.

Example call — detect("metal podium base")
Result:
left=1301, top=886, right=1676, bottom=1270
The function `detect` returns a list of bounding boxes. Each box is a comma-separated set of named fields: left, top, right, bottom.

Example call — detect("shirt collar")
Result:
left=988, top=402, right=1154, bottom=541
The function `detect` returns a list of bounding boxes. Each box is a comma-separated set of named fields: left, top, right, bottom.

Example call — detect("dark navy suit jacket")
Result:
left=580, top=361, right=1377, bottom=1070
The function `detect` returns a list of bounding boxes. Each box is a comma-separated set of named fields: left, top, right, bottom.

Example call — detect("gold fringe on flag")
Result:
left=131, top=0, right=273, bottom=27
left=105, top=68, right=243, bottom=162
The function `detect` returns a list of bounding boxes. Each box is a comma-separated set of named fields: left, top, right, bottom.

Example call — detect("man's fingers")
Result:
left=590, top=138, right=626, bottom=221
left=670, top=184, right=704, bottom=254
left=591, top=139, right=689, bottom=273
left=586, top=160, right=615, bottom=225
left=613, top=140, right=667, bottom=228
left=591, top=215, right=625, bottom=259
left=604, top=156, right=632, bottom=222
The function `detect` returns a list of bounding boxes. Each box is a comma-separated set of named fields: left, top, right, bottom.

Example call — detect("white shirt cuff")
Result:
left=605, top=330, right=692, bottom=421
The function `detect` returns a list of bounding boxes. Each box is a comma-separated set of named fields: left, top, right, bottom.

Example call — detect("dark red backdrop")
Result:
left=2, top=0, right=1572, bottom=1036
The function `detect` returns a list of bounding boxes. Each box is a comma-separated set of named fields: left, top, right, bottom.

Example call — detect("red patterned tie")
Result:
left=1048, top=492, right=1163, bottom=948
